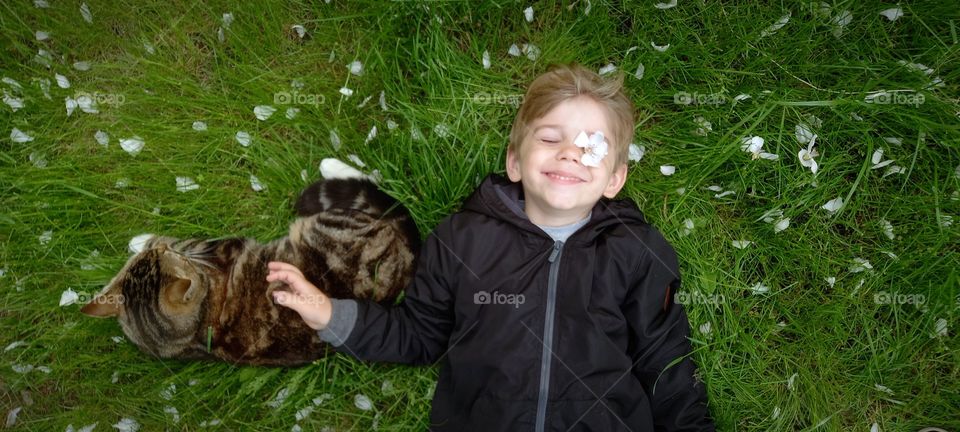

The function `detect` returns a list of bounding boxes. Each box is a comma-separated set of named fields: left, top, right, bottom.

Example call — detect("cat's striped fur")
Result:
left=82, top=177, right=419, bottom=366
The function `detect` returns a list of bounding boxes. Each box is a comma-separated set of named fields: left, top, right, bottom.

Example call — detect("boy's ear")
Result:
left=506, top=148, right=522, bottom=182
left=602, top=163, right=629, bottom=198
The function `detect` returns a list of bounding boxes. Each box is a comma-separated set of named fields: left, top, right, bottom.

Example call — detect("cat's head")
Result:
left=82, top=234, right=215, bottom=358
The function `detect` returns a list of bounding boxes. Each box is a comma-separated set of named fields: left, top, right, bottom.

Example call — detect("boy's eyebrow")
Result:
left=532, top=125, right=563, bottom=133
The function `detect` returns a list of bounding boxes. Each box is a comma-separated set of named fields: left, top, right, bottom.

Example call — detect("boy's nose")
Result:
left=556, top=141, right=581, bottom=164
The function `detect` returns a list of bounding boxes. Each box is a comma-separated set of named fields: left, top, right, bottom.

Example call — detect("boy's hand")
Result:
left=266, top=261, right=331, bottom=330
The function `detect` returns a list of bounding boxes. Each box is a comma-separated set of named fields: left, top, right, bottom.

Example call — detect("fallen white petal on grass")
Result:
left=732, top=240, right=753, bottom=249
left=379, top=91, right=387, bottom=111
left=267, top=387, right=292, bottom=409
left=60, top=288, right=79, bottom=306
left=357, top=95, right=373, bottom=108
left=39, top=230, right=52, bottom=245
left=11, top=128, right=34, bottom=143
left=329, top=129, right=341, bottom=151
left=787, top=373, right=798, bottom=390
left=55, top=73, right=70, bottom=88
left=76, top=94, right=97, bottom=114
left=111, top=336, right=124, bottom=344
left=354, top=394, right=374, bottom=411
left=523, top=6, right=534, bottom=22
left=113, top=417, right=140, bottom=432
left=715, top=190, right=737, bottom=198
left=508, top=44, right=521, bottom=57
left=235, top=131, right=251, bottom=147
left=3, top=91, right=24, bottom=111
left=825, top=277, right=836, bottom=287
left=365, top=126, right=377, bottom=144
left=760, top=12, right=791, bottom=37
left=176, top=177, right=199, bottom=192
left=80, top=3, right=93, bottom=23
left=339, top=87, right=354, bottom=97
left=634, top=63, right=644, bottom=79
left=160, top=384, right=176, bottom=400
left=386, top=119, right=398, bottom=130
left=129, top=234, right=153, bottom=254
left=771, top=406, right=781, bottom=420
left=347, top=154, right=366, bottom=168
left=750, top=282, right=770, bottom=294
left=870, top=422, right=880, bottom=432
left=250, top=175, right=266, bottom=192
left=291, top=24, right=306, bottom=39
left=312, top=393, right=333, bottom=406
left=66, top=97, right=78, bottom=116
left=295, top=405, right=314, bottom=421
left=660, top=165, right=676, bottom=176
left=286, top=107, right=299, bottom=119
left=849, top=258, right=873, bottom=273
left=881, top=219, right=895, bottom=240
left=36, top=30, right=51, bottom=41
left=254, top=105, right=276, bottom=121
left=822, top=197, right=844, bottom=213
left=192, top=121, right=207, bottom=131
left=699, top=322, right=711, bottom=335
left=650, top=42, right=670, bottom=52
left=198, top=419, right=221, bottom=427
left=879, top=7, right=903, bottom=21
left=11, top=364, right=34, bottom=374
left=795, top=123, right=815, bottom=144
left=434, top=123, right=451, bottom=138
left=120, top=136, right=145, bottom=155
left=30, top=152, right=47, bottom=168
left=831, top=10, right=852, bottom=37
left=348, top=60, right=363, bottom=76
left=5, top=407, right=21, bottom=428
left=4, top=341, right=26, bottom=352
left=164, top=406, right=180, bottom=423
left=482, top=50, right=491, bottom=69
left=882, top=137, right=902, bottom=145
left=934, top=318, right=948, bottom=338
left=628, top=143, right=645, bottom=162
left=774, top=218, right=790, bottom=233
left=598, top=63, right=616, bottom=76
left=522, top=43, right=540, bottom=61
left=693, top=116, right=712, bottom=136
left=940, top=214, right=954, bottom=227
left=654, top=0, right=677, bottom=9
left=875, top=383, right=894, bottom=395
left=732, top=93, right=751, bottom=105
left=34, top=0, right=48, bottom=7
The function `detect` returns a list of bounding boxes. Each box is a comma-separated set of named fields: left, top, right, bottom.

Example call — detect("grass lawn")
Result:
left=1, top=1, right=958, bottom=430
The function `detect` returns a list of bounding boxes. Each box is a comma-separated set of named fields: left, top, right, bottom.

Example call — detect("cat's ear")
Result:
left=163, top=278, right=197, bottom=304
left=80, top=285, right=123, bottom=318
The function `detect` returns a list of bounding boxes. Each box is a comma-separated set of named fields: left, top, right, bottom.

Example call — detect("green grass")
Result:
left=1, top=1, right=958, bottom=430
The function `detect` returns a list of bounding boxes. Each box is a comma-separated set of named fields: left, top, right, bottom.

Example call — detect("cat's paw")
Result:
left=128, top=233, right=156, bottom=254
left=319, top=158, right=368, bottom=180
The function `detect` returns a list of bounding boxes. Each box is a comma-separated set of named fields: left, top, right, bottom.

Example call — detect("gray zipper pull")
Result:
left=548, top=241, right=562, bottom=263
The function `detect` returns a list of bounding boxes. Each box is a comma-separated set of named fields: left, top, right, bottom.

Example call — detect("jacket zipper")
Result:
left=535, top=241, right=563, bottom=432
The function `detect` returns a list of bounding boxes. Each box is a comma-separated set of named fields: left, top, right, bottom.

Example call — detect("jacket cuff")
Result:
left=317, top=298, right=358, bottom=347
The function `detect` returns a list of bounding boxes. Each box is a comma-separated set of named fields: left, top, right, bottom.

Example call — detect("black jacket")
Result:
left=334, top=174, right=715, bottom=431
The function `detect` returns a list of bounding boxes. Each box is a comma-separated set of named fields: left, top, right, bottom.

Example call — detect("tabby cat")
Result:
left=82, top=161, right=419, bottom=366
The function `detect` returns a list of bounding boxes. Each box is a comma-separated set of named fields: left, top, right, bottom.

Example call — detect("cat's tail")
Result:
left=296, top=159, right=415, bottom=230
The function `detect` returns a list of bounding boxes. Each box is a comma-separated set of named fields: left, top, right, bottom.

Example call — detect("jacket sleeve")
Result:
left=621, top=229, right=715, bottom=432
left=328, top=220, right=456, bottom=366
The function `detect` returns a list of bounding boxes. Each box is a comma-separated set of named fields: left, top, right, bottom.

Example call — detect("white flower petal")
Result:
left=175, top=177, right=199, bottom=192
left=732, top=240, right=753, bottom=249
left=291, top=24, right=306, bottom=39
left=883, top=137, right=902, bottom=145
left=934, top=318, right=948, bottom=337
left=654, top=0, right=677, bottom=9
left=268, top=387, right=291, bottom=409
left=482, top=50, right=491, bottom=69
left=773, top=218, right=790, bottom=232
left=598, top=63, right=616, bottom=75
left=285, top=107, right=299, bottom=119
left=760, top=12, right=791, bottom=37
left=192, top=121, right=207, bottom=131
left=36, top=30, right=51, bottom=41
left=699, top=322, right=711, bottom=335
left=750, top=282, right=770, bottom=294
left=250, top=175, right=266, bottom=192
left=348, top=60, right=363, bottom=76
left=523, top=6, right=534, bottom=23
left=128, top=234, right=153, bottom=254
left=11, top=128, right=34, bottom=143
left=364, top=126, right=377, bottom=144
left=254, top=105, right=276, bottom=121
left=3, top=92, right=24, bottom=111
left=849, top=258, right=873, bottom=273
left=339, top=87, right=353, bottom=97
left=881, top=219, right=895, bottom=240
left=650, top=41, right=670, bottom=52
left=235, top=131, right=251, bottom=147
left=4, top=407, right=20, bottom=428
left=825, top=276, right=836, bottom=287
left=222, top=12, right=234, bottom=28
left=65, top=97, right=77, bottom=116
left=522, top=43, right=540, bottom=61
left=354, top=394, right=373, bottom=411
left=55, top=73, right=70, bottom=88
left=871, top=148, right=884, bottom=165
left=822, top=197, right=844, bottom=213
left=634, top=63, right=645, bottom=79
left=113, top=417, right=140, bottom=432
left=795, top=123, right=814, bottom=144
left=660, top=165, right=676, bottom=176
left=879, top=7, right=903, bottom=21
left=59, top=288, right=79, bottom=306
left=508, top=44, right=521, bottom=57
left=378, top=91, right=388, bottom=111
left=628, top=143, right=645, bottom=162
left=329, top=129, right=341, bottom=150
left=80, top=3, right=93, bottom=23
left=120, top=136, right=145, bottom=155
left=347, top=154, right=366, bottom=168
left=434, top=123, right=451, bottom=138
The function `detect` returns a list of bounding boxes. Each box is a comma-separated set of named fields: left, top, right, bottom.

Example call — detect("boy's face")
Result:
left=506, top=96, right=628, bottom=227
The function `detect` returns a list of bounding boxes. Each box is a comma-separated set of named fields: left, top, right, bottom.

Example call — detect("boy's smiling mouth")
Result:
left=543, top=170, right=586, bottom=184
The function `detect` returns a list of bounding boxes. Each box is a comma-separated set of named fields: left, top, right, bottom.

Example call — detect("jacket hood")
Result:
left=461, top=173, right=648, bottom=243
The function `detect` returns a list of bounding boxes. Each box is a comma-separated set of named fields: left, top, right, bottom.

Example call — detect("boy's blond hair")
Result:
left=509, top=63, right=635, bottom=167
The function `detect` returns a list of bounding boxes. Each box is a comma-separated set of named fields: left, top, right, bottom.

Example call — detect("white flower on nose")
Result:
left=574, top=130, right=609, bottom=167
